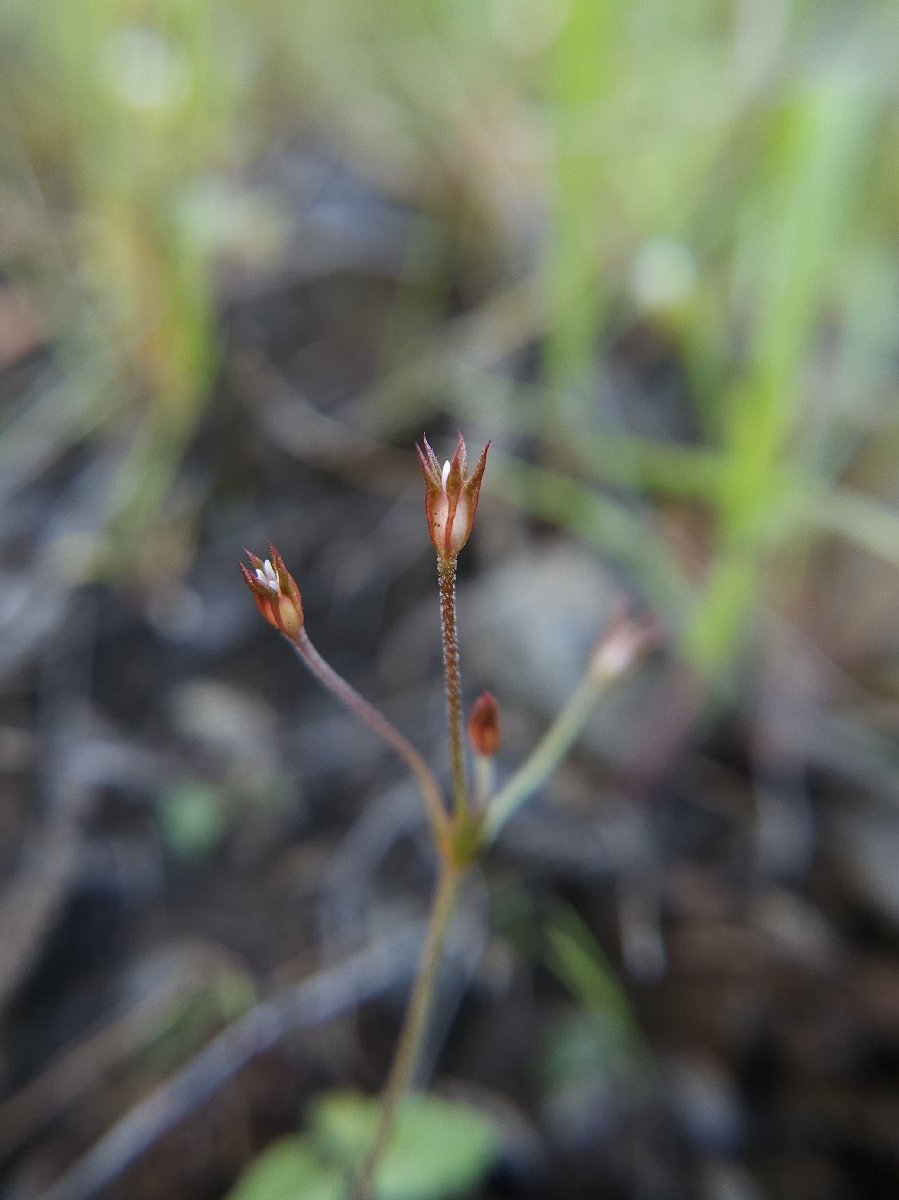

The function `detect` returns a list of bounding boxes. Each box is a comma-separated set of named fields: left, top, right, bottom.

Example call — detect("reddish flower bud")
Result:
left=467, top=691, right=501, bottom=757
left=240, top=545, right=304, bottom=640
left=416, top=432, right=489, bottom=560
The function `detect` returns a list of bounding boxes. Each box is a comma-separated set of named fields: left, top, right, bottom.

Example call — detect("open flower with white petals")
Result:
left=416, top=432, right=489, bottom=560
left=240, top=545, right=304, bottom=639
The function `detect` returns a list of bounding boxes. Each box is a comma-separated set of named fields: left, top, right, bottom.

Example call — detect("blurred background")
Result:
left=1, top=0, right=898, bottom=1197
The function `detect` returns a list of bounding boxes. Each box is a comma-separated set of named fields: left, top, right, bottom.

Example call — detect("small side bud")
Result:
left=241, top=544, right=304, bottom=640
left=467, top=691, right=501, bottom=757
left=590, top=614, right=661, bottom=683
left=416, top=431, right=489, bottom=560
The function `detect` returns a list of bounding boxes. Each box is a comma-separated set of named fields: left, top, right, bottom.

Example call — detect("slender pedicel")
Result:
left=241, top=547, right=447, bottom=843
left=483, top=615, right=661, bottom=842
left=416, top=432, right=489, bottom=816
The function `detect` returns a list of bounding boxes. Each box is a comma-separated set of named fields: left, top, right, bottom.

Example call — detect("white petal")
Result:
left=442, top=460, right=451, bottom=490
left=255, top=560, right=279, bottom=591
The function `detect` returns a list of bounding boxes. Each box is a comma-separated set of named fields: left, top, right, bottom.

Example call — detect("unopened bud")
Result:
left=240, top=544, right=304, bottom=640
left=467, top=691, right=501, bottom=757
left=590, top=615, right=661, bottom=682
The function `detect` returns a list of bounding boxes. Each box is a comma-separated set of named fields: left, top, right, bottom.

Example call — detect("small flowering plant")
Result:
left=242, top=432, right=658, bottom=1199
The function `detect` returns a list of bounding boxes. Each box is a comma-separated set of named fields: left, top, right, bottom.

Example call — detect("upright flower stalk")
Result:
left=436, top=555, right=465, bottom=816
left=241, top=432, right=657, bottom=1200
left=417, top=433, right=489, bottom=819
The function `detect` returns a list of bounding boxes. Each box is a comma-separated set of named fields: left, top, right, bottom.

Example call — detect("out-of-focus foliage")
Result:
left=224, top=1137, right=344, bottom=1200
left=224, top=1092, right=499, bottom=1200
left=3, top=0, right=899, bottom=671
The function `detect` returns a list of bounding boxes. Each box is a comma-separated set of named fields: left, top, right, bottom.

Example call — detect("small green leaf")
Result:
left=224, top=1136, right=344, bottom=1200
left=156, top=780, right=226, bottom=860
left=542, top=1009, right=612, bottom=1090
left=543, top=902, right=645, bottom=1067
left=310, top=1090, right=499, bottom=1200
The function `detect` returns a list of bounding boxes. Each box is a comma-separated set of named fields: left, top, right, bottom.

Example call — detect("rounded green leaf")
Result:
left=225, top=1136, right=344, bottom=1200
left=310, top=1090, right=499, bottom=1200
left=156, top=780, right=226, bottom=860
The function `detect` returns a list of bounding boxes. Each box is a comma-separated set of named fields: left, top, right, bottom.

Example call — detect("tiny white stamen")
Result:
left=255, top=559, right=279, bottom=592
left=441, top=460, right=451, bottom=490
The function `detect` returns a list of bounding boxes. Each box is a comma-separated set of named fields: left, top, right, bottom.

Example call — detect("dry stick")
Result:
left=351, top=862, right=463, bottom=1200
left=32, top=930, right=424, bottom=1200
left=0, top=945, right=240, bottom=1155
left=292, top=629, right=448, bottom=843
left=437, top=555, right=466, bottom=817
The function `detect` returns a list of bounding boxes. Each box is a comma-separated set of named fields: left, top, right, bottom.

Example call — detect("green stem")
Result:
left=351, top=863, right=463, bottom=1200
left=437, top=555, right=467, bottom=817
left=471, top=753, right=494, bottom=815
left=291, top=629, right=448, bottom=843
left=482, top=670, right=606, bottom=844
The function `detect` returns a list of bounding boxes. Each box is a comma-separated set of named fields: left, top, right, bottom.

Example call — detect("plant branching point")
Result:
left=240, top=431, right=659, bottom=1199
